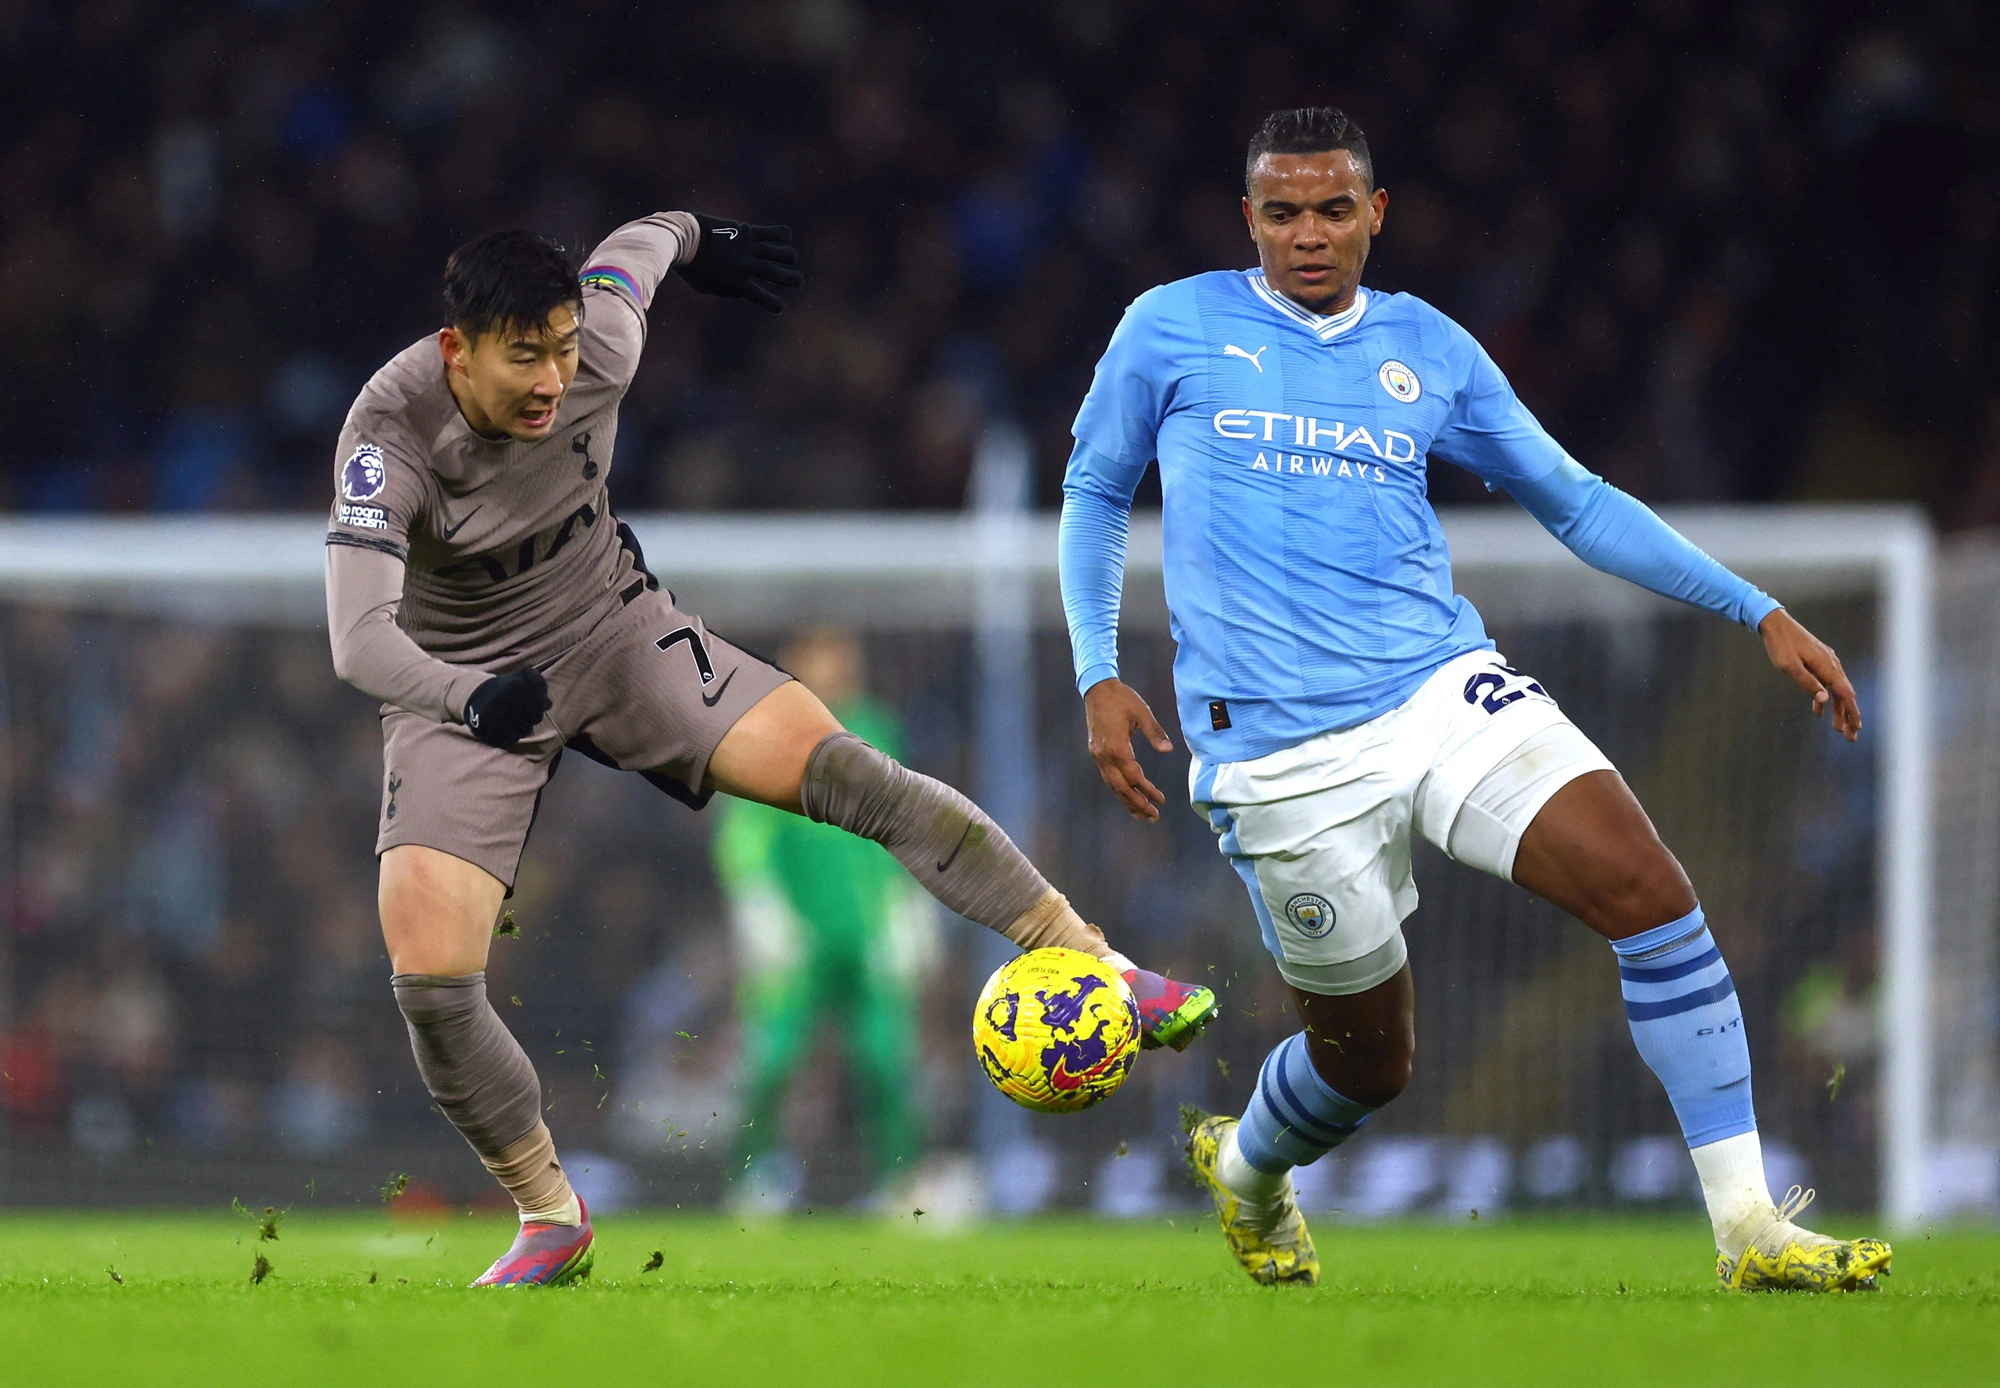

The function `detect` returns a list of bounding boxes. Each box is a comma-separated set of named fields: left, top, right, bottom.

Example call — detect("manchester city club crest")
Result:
left=1285, top=892, right=1337, bottom=938
left=1377, top=359, right=1422, bottom=403
left=341, top=443, right=387, bottom=501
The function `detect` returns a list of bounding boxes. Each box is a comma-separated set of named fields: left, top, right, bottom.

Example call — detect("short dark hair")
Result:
left=441, top=229, right=582, bottom=341
left=1245, top=107, right=1373, bottom=192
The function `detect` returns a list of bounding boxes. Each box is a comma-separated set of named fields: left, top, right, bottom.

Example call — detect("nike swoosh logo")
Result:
left=935, top=821, right=974, bottom=874
left=699, top=668, right=737, bottom=707
left=440, top=507, right=482, bottom=541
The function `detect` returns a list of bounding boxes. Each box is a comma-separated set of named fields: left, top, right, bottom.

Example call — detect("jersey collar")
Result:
left=1247, top=271, right=1370, bottom=341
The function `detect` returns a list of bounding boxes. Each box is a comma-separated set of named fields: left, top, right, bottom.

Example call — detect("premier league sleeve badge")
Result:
left=341, top=443, right=388, bottom=502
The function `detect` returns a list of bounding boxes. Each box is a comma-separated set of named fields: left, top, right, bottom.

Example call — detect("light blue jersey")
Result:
left=1062, top=270, right=1777, bottom=763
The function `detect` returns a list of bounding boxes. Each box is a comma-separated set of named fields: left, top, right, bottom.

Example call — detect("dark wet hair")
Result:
left=1245, top=107, right=1374, bottom=191
left=441, top=229, right=582, bottom=341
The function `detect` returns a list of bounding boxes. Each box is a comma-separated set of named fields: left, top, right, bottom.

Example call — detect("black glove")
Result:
left=674, top=213, right=803, bottom=313
left=463, top=669, right=550, bottom=748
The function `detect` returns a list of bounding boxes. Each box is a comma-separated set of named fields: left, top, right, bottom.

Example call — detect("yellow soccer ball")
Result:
left=973, top=947, right=1140, bottom=1114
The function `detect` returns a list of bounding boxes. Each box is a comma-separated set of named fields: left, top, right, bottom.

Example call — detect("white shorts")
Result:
left=1190, top=650, right=1614, bottom=996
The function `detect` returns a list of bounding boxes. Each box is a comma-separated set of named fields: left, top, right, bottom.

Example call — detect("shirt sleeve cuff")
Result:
left=1075, top=661, right=1121, bottom=697
left=658, top=210, right=701, bottom=266
left=1741, top=591, right=1782, bottom=631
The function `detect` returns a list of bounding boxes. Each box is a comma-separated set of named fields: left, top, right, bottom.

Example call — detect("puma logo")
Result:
left=935, top=821, right=974, bottom=873
left=439, top=507, right=480, bottom=541
left=1223, top=344, right=1268, bottom=372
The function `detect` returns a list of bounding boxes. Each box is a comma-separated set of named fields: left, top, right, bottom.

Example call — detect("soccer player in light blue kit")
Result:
left=1060, top=108, right=1890, bottom=1292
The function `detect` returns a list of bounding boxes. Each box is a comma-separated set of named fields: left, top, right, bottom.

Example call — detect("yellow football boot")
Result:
left=1182, top=1106, right=1318, bottom=1286
left=1717, top=1187, right=1892, bottom=1292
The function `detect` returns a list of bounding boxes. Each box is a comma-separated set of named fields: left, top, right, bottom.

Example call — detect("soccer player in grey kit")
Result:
left=325, top=210, right=1219, bottom=1284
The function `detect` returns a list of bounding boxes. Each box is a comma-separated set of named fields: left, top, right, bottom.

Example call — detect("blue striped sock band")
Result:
left=1234, top=1032, right=1377, bottom=1174
left=1611, top=906, right=1756, bottom=1147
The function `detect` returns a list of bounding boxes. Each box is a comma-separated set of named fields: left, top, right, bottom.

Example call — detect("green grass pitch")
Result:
left=1, top=1211, right=1994, bottom=1386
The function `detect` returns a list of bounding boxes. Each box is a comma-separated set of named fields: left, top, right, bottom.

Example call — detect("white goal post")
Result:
left=0, top=504, right=1957, bottom=1226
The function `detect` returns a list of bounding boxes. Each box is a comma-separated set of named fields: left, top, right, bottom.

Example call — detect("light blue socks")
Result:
left=1234, top=1031, right=1378, bottom=1173
left=1612, top=905, right=1756, bottom=1147
left=1232, top=907, right=1755, bottom=1186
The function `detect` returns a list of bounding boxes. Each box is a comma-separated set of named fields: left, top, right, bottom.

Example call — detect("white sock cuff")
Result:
left=1218, top=1125, right=1289, bottom=1200
left=520, top=1190, right=582, bottom=1227
left=1690, top=1129, right=1775, bottom=1256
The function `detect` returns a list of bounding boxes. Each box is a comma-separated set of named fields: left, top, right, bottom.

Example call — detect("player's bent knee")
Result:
left=1333, top=1059, right=1411, bottom=1110
left=1597, top=850, right=1698, bottom=938
left=707, top=679, right=843, bottom=812
left=378, top=845, right=506, bottom=975
left=1303, top=1018, right=1414, bottom=1108
left=1332, top=1032, right=1414, bottom=1108
left=1291, top=956, right=1417, bottom=1107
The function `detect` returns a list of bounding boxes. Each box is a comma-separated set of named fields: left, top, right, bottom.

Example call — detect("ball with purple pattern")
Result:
left=973, top=947, right=1139, bottom=1114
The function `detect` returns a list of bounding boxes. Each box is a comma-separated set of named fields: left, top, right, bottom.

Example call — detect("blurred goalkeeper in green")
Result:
left=714, top=628, right=937, bottom=1210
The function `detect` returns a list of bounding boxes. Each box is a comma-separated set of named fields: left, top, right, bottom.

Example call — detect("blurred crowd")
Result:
left=0, top=603, right=1903, bottom=1212
left=0, top=0, right=1989, bottom=1211
left=2, top=1, right=1997, bottom=519
left=0, top=609, right=1252, bottom=1205
left=0, top=615, right=397, bottom=1159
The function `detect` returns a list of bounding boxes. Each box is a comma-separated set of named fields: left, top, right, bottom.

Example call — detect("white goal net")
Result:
left=0, top=504, right=1990, bottom=1226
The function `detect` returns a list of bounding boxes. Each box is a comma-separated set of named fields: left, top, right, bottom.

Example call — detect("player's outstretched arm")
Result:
left=575, top=211, right=799, bottom=375
left=1758, top=607, right=1862, bottom=741
left=1429, top=328, right=1858, bottom=740
left=1503, top=458, right=1779, bottom=627
left=1504, top=460, right=1862, bottom=740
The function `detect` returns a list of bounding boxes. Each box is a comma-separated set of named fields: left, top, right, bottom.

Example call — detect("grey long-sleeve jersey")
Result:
left=324, top=212, right=699, bottom=721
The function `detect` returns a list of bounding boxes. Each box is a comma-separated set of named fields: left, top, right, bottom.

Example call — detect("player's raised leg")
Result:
left=706, top=680, right=1216, bottom=1051
left=381, top=844, right=593, bottom=1287
left=1510, top=769, right=1890, bottom=1291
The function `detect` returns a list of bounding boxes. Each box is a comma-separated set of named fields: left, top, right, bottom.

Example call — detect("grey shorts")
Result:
left=377, top=588, right=790, bottom=888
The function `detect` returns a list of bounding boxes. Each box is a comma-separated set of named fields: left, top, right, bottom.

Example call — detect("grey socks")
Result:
left=391, top=972, right=545, bottom=1159
left=800, top=732, right=1105, bottom=954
